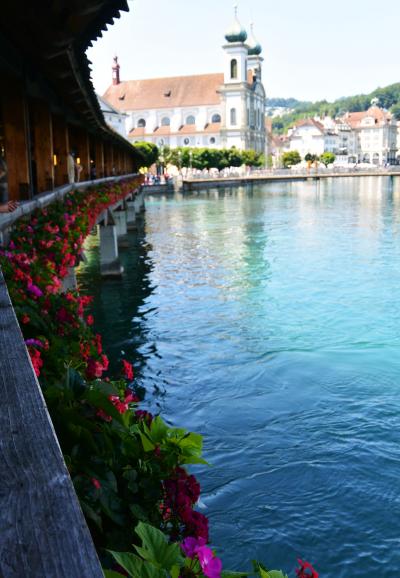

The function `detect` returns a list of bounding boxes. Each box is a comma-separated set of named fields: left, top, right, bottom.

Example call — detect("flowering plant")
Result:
left=0, top=177, right=318, bottom=577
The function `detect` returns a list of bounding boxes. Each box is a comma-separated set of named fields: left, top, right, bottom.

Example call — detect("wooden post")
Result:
left=74, top=127, right=90, bottom=182
left=95, top=139, right=104, bottom=179
left=32, top=99, right=54, bottom=192
left=52, top=116, right=69, bottom=187
left=1, top=77, right=30, bottom=201
left=0, top=271, right=104, bottom=577
left=110, top=145, right=114, bottom=175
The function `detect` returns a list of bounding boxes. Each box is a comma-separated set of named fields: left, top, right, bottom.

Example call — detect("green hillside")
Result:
left=270, top=83, right=400, bottom=134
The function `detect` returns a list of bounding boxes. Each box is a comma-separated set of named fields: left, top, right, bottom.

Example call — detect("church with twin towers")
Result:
left=103, top=8, right=266, bottom=153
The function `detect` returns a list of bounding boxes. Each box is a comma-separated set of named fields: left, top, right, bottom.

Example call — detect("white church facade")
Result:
left=103, top=10, right=266, bottom=153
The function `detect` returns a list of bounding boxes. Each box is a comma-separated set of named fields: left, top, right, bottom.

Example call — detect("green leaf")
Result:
left=149, top=416, right=169, bottom=442
left=134, top=522, right=184, bottom=569
left=221, top=571, right=249, bottom=577
left=108, top=551, right=166, bottom=578
left=266, top=572, right=288, bottom=578
left=103, top=571, right=126, bottom=578
left=140, top=432, right=156, bottom=452
left=170, top=565, right=180, bottom=578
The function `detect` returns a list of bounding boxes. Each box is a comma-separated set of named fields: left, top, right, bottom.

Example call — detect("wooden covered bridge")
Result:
left=0, top=2, right=142, bottom=576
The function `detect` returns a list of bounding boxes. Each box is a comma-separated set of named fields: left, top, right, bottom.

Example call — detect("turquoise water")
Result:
left=78, top=176, right=400, bottom=577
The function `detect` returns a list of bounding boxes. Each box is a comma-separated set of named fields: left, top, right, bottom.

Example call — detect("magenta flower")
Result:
left=197, top=546, right=222, bottom=578
left=27, top=283, right=43, bottom=297
left=181, top=536, right=206, bottom=558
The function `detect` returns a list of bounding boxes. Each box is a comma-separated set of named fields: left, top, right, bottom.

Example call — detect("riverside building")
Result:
left=103, top=9, right=266, bottom=153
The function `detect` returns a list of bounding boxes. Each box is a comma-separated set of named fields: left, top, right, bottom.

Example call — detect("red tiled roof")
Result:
left=343, top=106, right=392, bottom=128
left=103, top=73, right=224, bottom=111
left=128, top=126, right=145, bottom=137
left=203, top=122, right=221, bottom=133
left=153, top=125, right=171, bottom=135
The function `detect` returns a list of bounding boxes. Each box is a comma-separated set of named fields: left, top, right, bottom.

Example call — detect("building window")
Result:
left=183, top=137, right=190, bottom=145
left=210, top=137, right=216, bottom=144
left=159, top=139, right=165, bottom=146
left=230, top=59, right=238, bottom=79
left=161, top=117, right=170, bottom=126
left=230, top=108, right=237, bottom=125
left=211, top=114, right=221, bottom=123
left=186, top=115, right=196, bottom=125
left=137, top=118, right=146, bottom=127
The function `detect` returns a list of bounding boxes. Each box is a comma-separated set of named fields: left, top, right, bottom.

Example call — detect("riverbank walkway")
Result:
left=182, top=166, right=400, bottom=190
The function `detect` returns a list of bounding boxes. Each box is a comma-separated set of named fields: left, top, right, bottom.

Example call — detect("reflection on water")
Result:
left=79, top=176, right=400, bottom=577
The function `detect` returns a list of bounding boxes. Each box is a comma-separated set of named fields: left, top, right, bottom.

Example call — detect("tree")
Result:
left=304, top=153, right=319, bottom=163
left=282, top=151, right=301, bottom=168
left=320, top=152, right=336, bottom=166
left=132, top=142, right=159, bottom=168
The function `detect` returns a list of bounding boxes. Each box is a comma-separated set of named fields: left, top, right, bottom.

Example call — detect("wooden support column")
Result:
left=109, top=145, right=114, bottom=175
left=52, top=115, right=69, bottom=187
left=32, top=99, right=54, bottom=192
left=95, top=139, right=104, bottom=178
left=1, top=77, right=30, bottom=201
left=75, top=128, right=90, bottom=181
left=103, top=142, right=110, bottom=176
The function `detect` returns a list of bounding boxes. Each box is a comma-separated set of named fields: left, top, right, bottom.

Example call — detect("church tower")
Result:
left=220, top=6, right=249, bottom=150
left=112, top=55, right=120, bottom=85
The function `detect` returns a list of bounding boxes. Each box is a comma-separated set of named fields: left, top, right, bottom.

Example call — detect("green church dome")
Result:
left=247, top=23, right=262, bottom=55
left=225, top=6, right=247, bottom=43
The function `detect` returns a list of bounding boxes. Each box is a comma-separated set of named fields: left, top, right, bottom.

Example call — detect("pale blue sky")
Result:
left=87, top=0, right=400, bottom=102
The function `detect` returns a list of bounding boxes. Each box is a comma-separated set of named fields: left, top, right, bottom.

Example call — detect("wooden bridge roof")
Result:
left=0, top=0, right=135, bottom=153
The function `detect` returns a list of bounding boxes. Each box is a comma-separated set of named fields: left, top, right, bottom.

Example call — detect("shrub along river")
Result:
left=78, top=176, right=400, bottom=577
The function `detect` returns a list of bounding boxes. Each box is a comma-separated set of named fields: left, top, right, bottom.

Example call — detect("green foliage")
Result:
left=282, top=150, right=301, bottom=168
left=304, top=153, right=319, bottom=163
left=271, top=82, right=400, bottom=134
left=132, top=141, right=159, bottom=168
left=164, top=146, right=264, bottom=170
left=320, top=152, right=336, bottom=166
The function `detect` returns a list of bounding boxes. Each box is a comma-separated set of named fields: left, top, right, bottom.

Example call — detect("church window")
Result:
left=211, top=114, right=221, bottom=123
left=137, top=118, right=146, bottom=127
left=230, top=59, right=238, bottom=79
left=161, top=117, right=170, bottom=126
left=230, top=108, right=237, bottom=125
left=186, top=115, right=196, bottom=125
left=184, top=138, right=190, bottom=145
left=210, top=137, right=216, bottom=144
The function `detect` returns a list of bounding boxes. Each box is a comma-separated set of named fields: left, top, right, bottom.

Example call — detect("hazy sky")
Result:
left=87, top=0, right=400, bottom=102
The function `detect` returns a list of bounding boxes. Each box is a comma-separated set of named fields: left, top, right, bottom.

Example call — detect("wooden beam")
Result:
left=1, top=77, right=30, bottom=201
left=95, top=139, right=104, bottom=178
left=0, top=271, right=104, bottom=577
left=52, top=115, right=69, bottom=187
left=31, top=98, right=54, bottom=193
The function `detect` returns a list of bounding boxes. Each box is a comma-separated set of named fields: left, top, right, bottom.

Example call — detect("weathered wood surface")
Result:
left=0, top=271, right=104, bottom=577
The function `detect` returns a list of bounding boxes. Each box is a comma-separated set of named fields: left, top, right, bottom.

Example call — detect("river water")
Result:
left=77, top=176, right=400, bottom=577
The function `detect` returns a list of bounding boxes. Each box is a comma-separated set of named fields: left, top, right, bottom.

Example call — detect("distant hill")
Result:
left=269, top=83, right=400, bottom=134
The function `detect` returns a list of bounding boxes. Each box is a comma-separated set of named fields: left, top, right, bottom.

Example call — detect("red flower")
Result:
left=21, top=314, right=30, bottom=324
left=122, top=359, right=134, bottom=380
left=91, top=477, right=101, bottom=490
left=296, top=559, right=318, bottom=578
left=86, top=314, right=94, bottom=326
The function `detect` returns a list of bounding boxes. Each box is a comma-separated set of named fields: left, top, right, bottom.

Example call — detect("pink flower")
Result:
left=91, top=477, right=101, bottom=490
left=86, top=314, right=94, bottom=326
left=197, top=546, right=222, bottom=578
left=27, top=283, right=43, bottom=298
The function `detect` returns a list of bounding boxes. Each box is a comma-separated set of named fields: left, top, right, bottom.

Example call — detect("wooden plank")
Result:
left=0, top=270, right=104, bottom=577
left=31, top=99, right=54, bottom=193
left=1, top=76, right=30, bottom=201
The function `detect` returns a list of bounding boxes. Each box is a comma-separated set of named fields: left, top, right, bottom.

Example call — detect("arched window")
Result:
left=211, top=113, right=221, bottom=123
left=137, top=118, right=146, bottom=127
left=230, top=108, right=237, bottom=125
left=230, top=59, right=238, bottom=79
left=186, top=115, right=196, bottom=125
left=161, top=117, right=170, bottom=126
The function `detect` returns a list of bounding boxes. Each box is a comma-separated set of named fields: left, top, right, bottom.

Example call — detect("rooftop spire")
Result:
left=225, top=5, right=247, bottom=43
